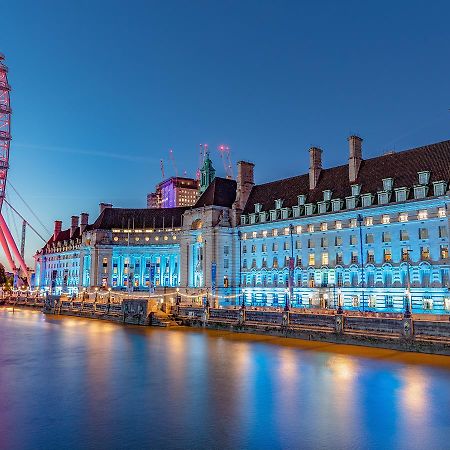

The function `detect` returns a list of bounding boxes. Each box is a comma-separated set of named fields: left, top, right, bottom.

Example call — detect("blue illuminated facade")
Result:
left=34, top=136, right=450, bottom=314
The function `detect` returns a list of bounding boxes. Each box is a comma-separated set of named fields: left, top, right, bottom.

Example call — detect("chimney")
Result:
left=70, top=216, right=79, bottom=238
left=348, top=135, right=363, bottom=183
left=309, top=147, right=322, bottom=190
left=53, top=220, right=62, bottom=241
left=234, top=161, right=255, bottom=211
left=99, top=202, right=113, bottom=213
left=80, top=212, right=89, bottom=234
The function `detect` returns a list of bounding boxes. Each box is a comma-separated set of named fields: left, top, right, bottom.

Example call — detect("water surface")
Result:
left=0, top=308, right=449, bottom=450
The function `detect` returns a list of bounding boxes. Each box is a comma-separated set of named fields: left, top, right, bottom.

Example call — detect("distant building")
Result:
left=147, top=177, right=199, bottom=208
left=35, top=137, right=450, bottom=314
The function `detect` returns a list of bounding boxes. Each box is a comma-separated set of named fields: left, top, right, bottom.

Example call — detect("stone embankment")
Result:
left=176, top=306, right=450, bottom=356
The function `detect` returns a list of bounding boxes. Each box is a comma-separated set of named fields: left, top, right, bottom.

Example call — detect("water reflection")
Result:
left=0, top=309, right=450, bottom=450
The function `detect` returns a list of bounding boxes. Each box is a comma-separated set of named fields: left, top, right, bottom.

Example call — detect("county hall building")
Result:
left=34, top=136, right=450, bottom=313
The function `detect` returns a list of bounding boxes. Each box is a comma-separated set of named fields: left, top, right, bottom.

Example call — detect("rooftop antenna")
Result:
left=169, top=148, right=178, bottom=177
left=160, top=159, right=165, bottom=180
left=217, top=144, right=233, bottom=179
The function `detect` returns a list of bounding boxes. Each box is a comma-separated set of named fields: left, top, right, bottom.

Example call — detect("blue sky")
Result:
left=2, top=0, right=450, bottom=266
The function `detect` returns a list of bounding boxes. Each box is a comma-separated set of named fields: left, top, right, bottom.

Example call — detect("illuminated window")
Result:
left=262, top=230, right=268, bottom=238
left=440, top=245, right=448, bottom=260
left=438, top=207, right=446, bottom=218
left=113, top=236, right=119, bottom=242
left=283, top=227, right=289, bottom=236
left=418, top=210, right=428, bottom=220
left=335, top=236, right=342, bottom=246
left=419, top=228, right=428, bottom=240
left=321, top=237, right=328, bottom=247
left=308, top=253, right=315, bottom=266
left=308, top=224, right=314, bottom=233
left=365, top=217, right=373, bottom=226
left=367, top=249, right=375, bottom=263
left=366, top=233, right=374, bottom=244
left=382, top=232, right=391, bottom=243
left=420, top=246, right=430, bottom=260
left=399, top=213, right=408, bottom=222
left=400, top=229, right=409, bottom=241
left=350, top=235, right=357, bottom=245
left=383, top=248, right=392, bottom=262
left=381, top=215, right=390, bottom=224
left=284, top=241, right=289, bottom=250
left=272, top=243, right=278, bottom=251
left=336, top=252, right=343, bottom=265
left=335, top=220, right=342, bottom=230
left=262, top=244, right=267, bottom=252
left=320, top=222, right=328, bottom=231
left=308, top=239, right=314, bottom=248
left=352, top=296, right=360, bottom=307
left=272, top=229, right=278, bottom=237
left=322, top=252, right=329, bottom=265
left=273, top=257, right=279, bottom=268
left=296, top=240, right=301, bottom=249
left=350, top=218, right=357, bottom=228
left=252, top=231, right=257, bottom=238
left=439, top=226, right=447, bottom=238
left=351, top=251, right=358, bottom=264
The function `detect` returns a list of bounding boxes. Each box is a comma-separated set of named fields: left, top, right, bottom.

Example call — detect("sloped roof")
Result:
left=92, top=206, right=188, bottom=229
left=243, top=139, right=450, bottom=213
left=195, top=177, right=237, bottom=208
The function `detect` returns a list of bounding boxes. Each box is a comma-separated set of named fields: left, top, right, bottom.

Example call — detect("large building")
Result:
left=147, top=176, right=199, bottom=208
left=34, top=136, right=450, bottom=314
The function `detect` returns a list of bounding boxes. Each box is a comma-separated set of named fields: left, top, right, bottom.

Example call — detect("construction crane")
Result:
left=168, top=148, right=178, bottom=177
left=160, top=159, right=165, bottom=180
left=217, top=144, right=233, bottom=179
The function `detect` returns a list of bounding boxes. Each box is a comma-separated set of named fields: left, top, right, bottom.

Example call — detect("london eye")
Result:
left=0, top=54, right=29, bottom=284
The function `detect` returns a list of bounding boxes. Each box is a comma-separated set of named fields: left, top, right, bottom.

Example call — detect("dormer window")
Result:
left=275, top=199, right=283, bottom=209
left=270, top=210, right=278, bottom=221
left=377, top=191, right=391, bottom=205
left=297, top=194, right=306, bottom=206
left=240, top=215, right=247, bottom=225
left=345, top=196, right=357, bottom=210
left=255, top=203, right=262, bottom=213
left=418, top=171, right=430, bottom=185
left=317, top=201, right=328, bottom=214
left=394, top=187, right=409, bottom=203
left=292, top=205, right=302, bottom=218
left=433, top=181, right=447, bottom=197
left=259, top=212, right=267, bottom=222
left=281, top=208, right=290, bottom=220
left=414, top=185, right=429, bottom=199
left=249, top=213, right=257, bottom=224
left=304, top=203, right=316, bottom=216
left=351, top=184, right=361, bottom=196
left=331, top=199, right=343, bottom=212
left=323, top=190, right=332, bottom=201
left=361, top=193, right=373, bottom=207
left=382, top=178, right=394, bottom=191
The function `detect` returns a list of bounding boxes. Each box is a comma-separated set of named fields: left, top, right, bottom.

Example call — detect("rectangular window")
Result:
left=335, top=220, right=342, bottom=230
left=438, top=207, right=446, bottom=217
left=308, top=239, right=314, bottom=248
left=366, top=233, right=374, bottom=244
left=102, top=257, right=108, bottom=268
left=262, top=244, right=267, bottom=252
left=385, top=295, right=393, bottom=308
left=284, top=227, right=290, bottom=236
left=352, top=296, right=360, bottom=307
left=365, top=217, right=373, bottom=226
left=381, top=215, right=390, bottom=224
left=322, top=252, right=329, bottom=265
left=335, top=236, right=342, bottom=246
left=382, top=232, right=391, bottom=243
left=350, top=235, right=357, bottom=245
left=224, top=259, right=229, bottom=268
left=272, top=243, right=278, bottom=251
left=399, top=213, right=408, bottom=222
left=308, top=253, right=315, bottom=266
left=421, top=247, right=430, bottom=260
left=251, top=245, right=256, bottom=253
left=384, top=248, right=392, bottom=262
left=419, top=228, right=429, bottom=240
left=320, top=222, right=328, bottom=231
left=439, top=226, right=448, bottom=238
left=350, top=218, right=357, bottom=228
left=367, top=249, right=375, bottom=263
left=336, top=252, right=343, bottom=264
left=418, top=210, right=428, bottom=220
left=242, top=245, right=247, bottom=253
left=441, top=245, right=448, bottom=260
left=284, top=241, right=290, bottom=250
left=272, top=229, right=278, bottom=237
left=321, top=237, right=328, bottom=247
left=400, top=229, right=409, bottom=241
left=296, top=240, right=301, bottom=249
left=252, top=231, right=257, bottom=238
left=296, top=256, right=302, bottom=267
left=308, top=224, right=314, bottom=233
left=224, top=245, right=229, bottom=255
left=296, top=225, right=302, bottom=234
left=401, top=248, right=410, bottom=261
left=351, top=251, right=358, bottom=264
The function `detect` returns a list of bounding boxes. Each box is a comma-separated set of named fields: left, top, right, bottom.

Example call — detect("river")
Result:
left=0, top=308, right=449, bottom=450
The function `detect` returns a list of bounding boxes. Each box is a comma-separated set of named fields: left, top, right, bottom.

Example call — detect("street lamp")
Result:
left=284, top=287, right=290, bottom=311
left=238, top=230, right=245, bottom=309
left=357, top=214, right=365, bottom=312
left=337, top=287, right=343, bottom=314
left=288, top=223, right=294, bottom=309
left=404, top=248, right=412, bottom=318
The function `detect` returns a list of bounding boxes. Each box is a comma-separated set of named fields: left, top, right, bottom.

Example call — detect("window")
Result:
left=323, top=190, right=332, bottom=201
left=308, top=224, right=314, bottom=233
left=308, top=239, right=315, bottom=248
left=385, top=295, right=394, bottom=308
left=275, top=199, right=283, bottom=209
left=377, top=192, right=390, bottom=205
left=439, top=226, right=448, bottom=238
left=320, top=222, right=328, bottom=231
left=272, top=257, right=278, bottom=268
left=365, top=217, right=373, bottom=226
left=335, top=220, right=342, bottom=230
left=242, top=245, right=247, bottom=253
left=351, top=184, right=361, bottom=196
left=296, top=256, right=302, bottom=267
left=351, top=251, right=358, bottom=264
left=252, top=231, right=257, bottom=238
left=441, top=245, right=448, bottom=260
left=400, top=229, right=409, bottom=241
left=350, top=218, right=357, bottom=228
left=418, top=171, right=430, bottom=185
left=284, top=227, right=290, bottom=236
left=381, top=215, right=390, bottom=224
left=418, top=210, right=428, bottom=220
left=322, top=252, right=329, bottom=265
left=423, top=296, right=433, bottom=310
left=367, top=249, right=375, bottom=263
left=296, top=225, right=302, bottom=234
left=336, top=252, right=343, bottom=265
left=361, top=194, right=373, bottom=207
left=262, top=244, right=267, bottom=252
left=399, top=212, right=408, bottom=222
left=346, top=197, right=356, bottom=209
left=308, top=253, right=315, bottom=266
left=336, top=272, right=343, bottom=287
left=262, top=230, right=268, bottom=238
left=251, top=259, right=257, bottom=268
left=251, top=245, right=256, bottom=253
left=352, top=296, right=360, bottom=307
left=296, top=240, right=301, bottom=249
left=382, top=178, right=394, bottom=191
left=224, top=259, right=229, bottom=269
left=298, top=194, right=306, bottom=205
left=284, top=241, right=289, bottom=250
left=254, top=203, right=262, bottom=213
left=350, top=235, right=357, bottom=245
left=382, top=232, right=391, bottom=243
left=366, top=233, right=374, bottom=244
left=395, top=188, right=408, bottom=202
left=102, top=257, right=108, bottom=268
left=384, top=248, right=392, bottom=262
left=421, top=247, right=430, bottom=260
left=335, top=236, right=343, bottom=246
left=368, top=295, right=376, bottom=307
left=419, top=228, right=428, bottom=240
left=272, top=243, right=278, bottom=251
left=308, top=272, right=315, bottom=287
left=332, top=199, right=343, bottom=212
left=272, top=229, right=278, bottom=237
left=321, top=237, right=328, bottom=247
left=401, top=248, right=410, bottom=261
left=434, top=182, right=446, bottom=197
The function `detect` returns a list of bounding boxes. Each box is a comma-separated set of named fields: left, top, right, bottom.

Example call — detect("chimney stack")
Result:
left=53, top=220, right=62, bottom=241
left=70, top=215, right=79, bottom=238
left=80, top=212, right=89, bottom=234
left=234, top=161, right=255, bottom=211
left=99, top=202, right=113, bottom=214
left=309, top=147, right=322, bottom=190
left=348, top=135, right=363, bottom=183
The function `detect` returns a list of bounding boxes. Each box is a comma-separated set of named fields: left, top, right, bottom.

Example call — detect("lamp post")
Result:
left=284, top=287, right=289, bottom=311
left=288, top=223, right=294, bottom=309
left=357, top=214, right=365, bottom=312
left=337, top=287, right=343, bottom=314
left=404, top=248, right=412, bottom=318
left=238, top=230, right=245, bottom=309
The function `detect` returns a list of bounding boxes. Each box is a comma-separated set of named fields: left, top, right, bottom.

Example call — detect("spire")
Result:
left=199, top=151, right=216, bottom=194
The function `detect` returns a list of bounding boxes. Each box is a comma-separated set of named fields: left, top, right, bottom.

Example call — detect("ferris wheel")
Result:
left=0, top=54, right=29, bottom=283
